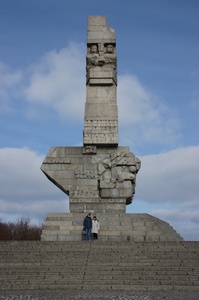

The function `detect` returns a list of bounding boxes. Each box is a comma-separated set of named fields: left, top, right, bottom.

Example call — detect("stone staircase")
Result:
left=0, top=241, right=199, bottom=292
left=41, top=213, right=183, bottom=242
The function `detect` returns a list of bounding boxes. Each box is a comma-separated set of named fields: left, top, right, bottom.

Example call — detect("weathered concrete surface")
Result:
left=84, top=16, right=118, bottom=145
left=41, top=17, right=141, bottom=217
left=40, top=16, right=182, bottom=242
left=41, top=213, right=183, bottom=242
left=1, top=290, right=199, bottom=299
left=41, top=146, right=141, bottom=213
left=0, top=241, right=199, bottom=293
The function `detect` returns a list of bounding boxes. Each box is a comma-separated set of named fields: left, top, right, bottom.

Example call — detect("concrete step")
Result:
left=41, top=213, right=183, bottom=242
left=0, top=241, right=199, bottom=291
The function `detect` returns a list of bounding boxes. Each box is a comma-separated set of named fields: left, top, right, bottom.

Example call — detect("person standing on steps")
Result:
left=83, top=213, right=92, bottom=240
left=92, top=216, right=100, bottom=240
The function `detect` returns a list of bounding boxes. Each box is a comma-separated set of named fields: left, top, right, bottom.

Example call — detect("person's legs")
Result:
left=84, top=229, right=87, bottom=240
left=85, top=228, right=90, bottom=240
left=88, top=228, right=91, bottom=240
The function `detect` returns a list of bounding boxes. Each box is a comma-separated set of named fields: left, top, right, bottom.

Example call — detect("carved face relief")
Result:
left=106, top=44, right=114, bottom=53
left=90, top=44, right=98, bottom=53
left=87, top=45, right=99, bottom=66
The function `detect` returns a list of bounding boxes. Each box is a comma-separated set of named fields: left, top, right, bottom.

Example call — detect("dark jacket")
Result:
left=83, top=216, right=92, bottom=229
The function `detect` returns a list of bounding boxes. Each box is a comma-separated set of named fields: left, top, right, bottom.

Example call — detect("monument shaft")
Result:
left=84, top=16, right=118, bottom=146
left=41, top=16, right=141, bottom=214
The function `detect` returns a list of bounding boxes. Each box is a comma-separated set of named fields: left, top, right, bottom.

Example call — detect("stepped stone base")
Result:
left=1, top=240, right=199, bottom=292
left=41, top=213, right=183, bottom=242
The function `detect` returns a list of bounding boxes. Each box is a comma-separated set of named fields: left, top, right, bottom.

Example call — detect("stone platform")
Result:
left=41, top=213, right=183, bottom=242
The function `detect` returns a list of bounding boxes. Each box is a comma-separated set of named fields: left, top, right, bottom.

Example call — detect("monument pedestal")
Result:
left=41, top=212, right=183, bottom=242
left=41, top=146, right=141, bottom=212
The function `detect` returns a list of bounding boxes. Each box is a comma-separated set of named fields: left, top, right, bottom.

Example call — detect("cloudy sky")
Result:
left=0, top=0, right=199, bottom=240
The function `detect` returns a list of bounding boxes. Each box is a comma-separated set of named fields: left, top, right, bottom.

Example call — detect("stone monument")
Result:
left=41, top=16, right=183, bottom=242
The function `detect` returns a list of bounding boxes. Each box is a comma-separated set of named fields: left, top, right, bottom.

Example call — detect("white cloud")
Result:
left=0, top=148, right=68, bottom=222
left=130, top=146, right=199, bottom=240
left=150, top=209, right=199, bottom=241
left=136, top=146, right=199, bottom=204
left=20, top=43, right=181, bottom=150
left=117, top=74, right=181, bottom=149
left=0, top=62, right=21, bottom=88
left=0, top=62, right=22, bottom=114
left=0, top=42, right=181, bottom=151
left=151, top=209, right=199, bottom=224
left=24, top=42, right=86, bottom=121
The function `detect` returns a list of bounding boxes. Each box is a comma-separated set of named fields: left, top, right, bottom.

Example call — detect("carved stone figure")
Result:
left=86, top=44, right=99, bottom=67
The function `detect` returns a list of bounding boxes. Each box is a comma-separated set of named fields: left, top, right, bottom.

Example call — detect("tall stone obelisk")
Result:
left=41, top=16, right=182, bottom=242
left=84, top=16, right=118, bottom=146
left=41, top=16, right=141, bottom=214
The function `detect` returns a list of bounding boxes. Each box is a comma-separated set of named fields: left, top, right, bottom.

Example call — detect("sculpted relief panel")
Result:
left=86, top=43, right=117, bottom=85
left=97, top=149, right=141, bottom=204
left=72, top=148, right=141, bottom=204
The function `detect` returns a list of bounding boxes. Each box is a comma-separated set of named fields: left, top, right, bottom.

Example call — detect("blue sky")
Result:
left=0, top=0, right=199, bottom=240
